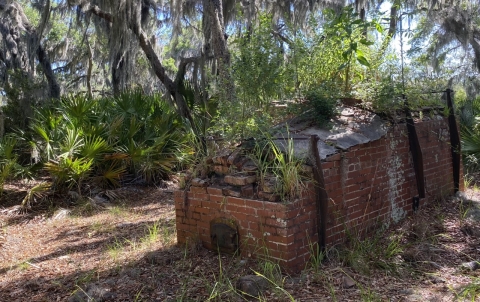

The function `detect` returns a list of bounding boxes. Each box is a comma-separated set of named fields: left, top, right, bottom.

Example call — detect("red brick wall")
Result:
left=323, top=118, right=461, bottom=245
left=175, top=184, right=318, bottom=273
left=175, top=117, right=462, bottom=273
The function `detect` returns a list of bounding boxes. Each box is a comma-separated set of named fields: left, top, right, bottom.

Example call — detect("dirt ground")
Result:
left=1, top=180, right=480, bottom=301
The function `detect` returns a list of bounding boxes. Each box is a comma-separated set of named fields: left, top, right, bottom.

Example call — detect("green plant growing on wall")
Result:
left=267, top=135, right=308, bottom=202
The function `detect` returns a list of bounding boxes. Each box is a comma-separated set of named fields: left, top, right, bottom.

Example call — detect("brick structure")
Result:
left=175, top=116, right=463, bottom=273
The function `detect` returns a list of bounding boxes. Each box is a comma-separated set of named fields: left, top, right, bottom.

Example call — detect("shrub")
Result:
left=305, top=88, right=338, bottom=127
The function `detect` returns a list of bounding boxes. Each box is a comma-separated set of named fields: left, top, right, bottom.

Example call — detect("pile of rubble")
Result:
left=187, top=147, right=299, bottom=202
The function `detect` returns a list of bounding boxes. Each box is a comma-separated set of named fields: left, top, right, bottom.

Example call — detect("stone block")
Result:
left=234, top=156, right=249, bottom=170
left=191, top=178, right=209, bottom=187
left=241, top=184, right=254, bottom=198
left=212, top=149, right=231, bottom=166
left=227, top=150, right=241, bottom=165
left=262, top=176, right=279, bottom=193
left=242, top=160, right=258, bottom=172
left=225, top=174, right=257, bottom=186
left=213, top=165, right=230, bottom=175
left=259, top=191, right=280, bottom=202
left=222, top=186, right=242, bottom=197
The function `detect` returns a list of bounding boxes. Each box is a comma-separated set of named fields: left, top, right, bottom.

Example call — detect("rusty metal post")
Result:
left=404, top=94, right=425, bottom=199
left=310, top=135, right=328, bottom=252
left=446, top=89, right=461, bottom=193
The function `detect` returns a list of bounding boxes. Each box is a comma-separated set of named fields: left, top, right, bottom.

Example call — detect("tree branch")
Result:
left=84, top=3, right=194, bottom=124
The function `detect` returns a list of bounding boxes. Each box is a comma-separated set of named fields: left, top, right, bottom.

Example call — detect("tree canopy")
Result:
left=1, top=0, right=480, bottom=135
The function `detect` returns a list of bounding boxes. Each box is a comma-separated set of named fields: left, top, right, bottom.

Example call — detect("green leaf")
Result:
left=356, top=55, right=370, bottom=67
left=359, top=38, right=374, bottom=46
left=342, top=49, right=352, bottom=60
left=356, top=49, right=365, bottom=57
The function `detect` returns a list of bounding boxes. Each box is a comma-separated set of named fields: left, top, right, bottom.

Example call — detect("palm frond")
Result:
left=59, top=128, right=84, bottom=159
left=21, top=182, right=51, bottom=209
left=92, top=161, right=126, bottom=188
left=81, top=135, right=111, bottom=160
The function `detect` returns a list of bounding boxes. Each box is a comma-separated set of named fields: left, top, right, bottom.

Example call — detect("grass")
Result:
left=142, top=221, right=160, bottom=246
left=459, top=199, right=473, bottom=224
left=451, top=277, right=480, bottom=301
left=74, top=270, right=98, bottom=286
left=108, top=204, right=128, bottom=217
left=307, top=241, right=327, bottom=273
left=17, top=260, right=32, bottom=270
left=106, top=237, right=124, bottom=261
left=248, top=134, right=309, bottom=203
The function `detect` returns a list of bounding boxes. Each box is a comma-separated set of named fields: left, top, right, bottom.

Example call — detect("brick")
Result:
left=227, top=196, right=245, bottom=207
left=189, top=198, right=202, bottom=208
left=245, top=199, right=264, bottom=209
left=191, top=178, right=210, bottom=187
left=212, top=149, right=231, bottom=166
left=207, top=187, right=223, bottom=195
left=193, top=193, right=209, bottom=201
left=222, top=186, right=241, bottom=197
left=261, top=176, right=279, bottom=193
left=209, top=194, right=226, bottom=204
left=224, top=174, right=257, bottom=186
left=196, top=207, right=211, bottom=214
left=213, top=165, right=230, bottom=175
left=265, top=217, right=287, bottom=228
left=190, top=186, right=207, bottom=194
left=233, top=156, right=250, bottom=170
left=227, top=149, right=240, bottom=165
left=258, top=191, right=280, bottom=202
left=326, top=153, right=341, bottom=162
left=174, top=190, right=185, bottom=198
left=192, top=212, right=201, bottom=220
left=248, top=221, right=260, bottom=231
left=225, top=204, right=241, bottom=213
left=242, top=207, right=257, bottom=216
left=241, top=160, right=258, bottom=172
left=241, top=184, right=254, bottom=198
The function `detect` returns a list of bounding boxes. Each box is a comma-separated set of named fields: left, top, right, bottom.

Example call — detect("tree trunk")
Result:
left=86, top=36, right=94, bottom=99
left=202, top=0, right=235, bottom=103
left=388, top=5, right=398, bottom=38
left=0, top=1, right=60, bottom=100
left=37, top=44, right=61, bottom=99
left=85, top=4, right=194, bottom=125
left=112, top=50, right=124, bottom=96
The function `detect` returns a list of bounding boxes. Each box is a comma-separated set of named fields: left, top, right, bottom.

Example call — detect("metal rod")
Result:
left=446, top=89, right=461, bottom=193
left=403, top=94, right=425, bottom=199
left=310, top=135, right=328, bottom=253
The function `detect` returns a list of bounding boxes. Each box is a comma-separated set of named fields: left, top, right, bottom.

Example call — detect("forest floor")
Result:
left=1, top=179, right=480, bottom=301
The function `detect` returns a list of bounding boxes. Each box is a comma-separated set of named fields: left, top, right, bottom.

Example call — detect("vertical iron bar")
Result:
left=310, top=135, right=328, bottom=252
left=446, top=89, right=461, bottom=193
left=404, top=94, right=425, bottom=198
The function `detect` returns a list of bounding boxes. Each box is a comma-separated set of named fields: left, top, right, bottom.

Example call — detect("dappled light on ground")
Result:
left=1, top=183, right=480, bottom=301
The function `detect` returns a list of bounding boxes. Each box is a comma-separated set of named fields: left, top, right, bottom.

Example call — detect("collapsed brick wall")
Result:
left=175, top=117, right=462, bottom=273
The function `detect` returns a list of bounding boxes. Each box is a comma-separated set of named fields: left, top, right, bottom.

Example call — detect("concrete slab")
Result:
left=273, top=106, right=388, bottom=160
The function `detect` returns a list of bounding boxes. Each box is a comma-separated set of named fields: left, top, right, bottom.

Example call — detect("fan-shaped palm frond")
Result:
left=21, top=182, right=52, bottom=209
left=59, top=128, right=84, bottom=159
left=81, top=135, right=111, bottom=161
